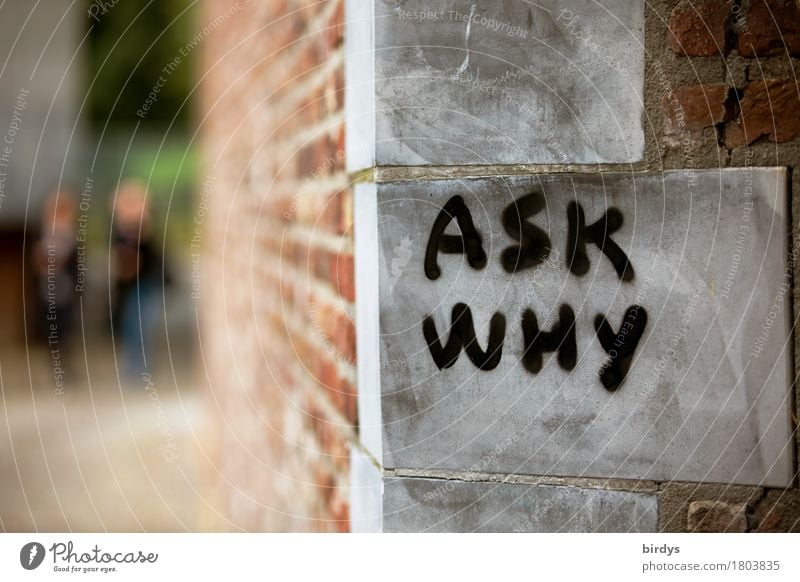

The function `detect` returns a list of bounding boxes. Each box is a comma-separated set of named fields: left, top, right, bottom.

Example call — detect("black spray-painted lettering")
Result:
left=423, top=303, right=506, bottom=370
left=501, top=190, right=551, bottom=273
left=595, top=305, right=648, bottom=392
left=421, top=303, right=648, bottom=391
left=424, top=195, right=487, bottom=280
left=521, top=304, right=577, bottom=373
left=419, top=192, right=646, bottom=391
left=567, top=201, right=634, bottom=281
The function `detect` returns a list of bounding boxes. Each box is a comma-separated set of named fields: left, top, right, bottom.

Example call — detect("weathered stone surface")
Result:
left=347, top=0, right=645, bottom=169
left=687, top=500, right=748, bottom=532
left=356, top=168, right=793, bottom=486
left=383, top=476, right=658, bottom=532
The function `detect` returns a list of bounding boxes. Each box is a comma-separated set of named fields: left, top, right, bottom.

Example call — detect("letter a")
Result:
left=424, top=195, right=487, bottom=280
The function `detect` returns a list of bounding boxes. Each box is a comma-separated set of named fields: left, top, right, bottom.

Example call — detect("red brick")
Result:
left=314, top=467, right=335, bottom=505
left=668, top=0, right=729, bottom=56
left=329, top=496, right=350, bottom=533
left=333, top=253, right=355, bottom=301
left=273, top=196, right=296, bottom=223
left=310, top=248, right=331, bottom=280
left=297, top=141, right=321, bottom=177
left=297, top=40, right=324, bottom=77
left=333, top=67, right=345, bottom=110
left=319, top=358, right=342, bottom=407
left=300, top=96, right=320, bottom=126
left=327, top=0, right=345, bottom=50
left=340, top=378, right=358, bottom=424
left=663, top=84, right=729, bottom=134
left=322, top=75, right=340, bottom=118
left=322, top=132, right=343, bottom=175
left=335, top=125, right=345, bottom=162
left=330, top=311, right=356, bottom=364
left=738, top=0, right=800, bottom=57
left=723, top=79, right=800, bottom=147
left=320, top=191, right=345, bottom=234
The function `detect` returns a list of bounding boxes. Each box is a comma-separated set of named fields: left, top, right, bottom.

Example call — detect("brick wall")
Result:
left=650, top=0, right=800, bottom=169
left=200, top=0, right=353, bottom=532
left=649, top=0, right=800, bottom=532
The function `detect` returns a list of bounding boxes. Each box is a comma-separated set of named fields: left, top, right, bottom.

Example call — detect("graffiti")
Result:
left=424, top=194, right=487, bottom=280
left=425, top=191, right=634, bottom=281
left=420, top=192, right=647, bottom=391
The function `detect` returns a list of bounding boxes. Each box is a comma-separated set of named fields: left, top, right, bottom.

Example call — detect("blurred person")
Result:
left=111, top=179, right=164, bottom=379
left=33, top=188, right=79, bottom=367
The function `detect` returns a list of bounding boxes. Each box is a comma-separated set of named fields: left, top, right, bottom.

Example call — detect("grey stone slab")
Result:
left=355, top=168, right=794, bottom=486
left=383, top=476, right=658, bottom=532
left=346, top=0, right=645, bottom=169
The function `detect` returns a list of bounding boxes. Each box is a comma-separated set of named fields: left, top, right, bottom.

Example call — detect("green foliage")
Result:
left=87, top=0, right=197, bottom=128
left=128, top=139, right=197, bottom=195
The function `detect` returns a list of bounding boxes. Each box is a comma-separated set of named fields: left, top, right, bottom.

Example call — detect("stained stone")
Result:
left=383, top=477, right=658, bottom=532
left=355, top=168, right=794, bottom=487
left=346, top=0, right=645, bottom=169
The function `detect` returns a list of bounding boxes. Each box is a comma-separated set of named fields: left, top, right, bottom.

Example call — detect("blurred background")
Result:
left=0, top=0, right=216, bottom=531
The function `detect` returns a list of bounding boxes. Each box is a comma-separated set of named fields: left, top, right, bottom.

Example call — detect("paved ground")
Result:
left=0, top=339, right=226, bottom=532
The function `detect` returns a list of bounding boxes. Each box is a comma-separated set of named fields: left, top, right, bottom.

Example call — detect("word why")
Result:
left=423, top=303, right=647, bottom=393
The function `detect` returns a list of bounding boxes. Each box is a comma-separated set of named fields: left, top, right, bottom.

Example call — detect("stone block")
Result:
left=346, top=0, right=645, bottom=169
left=383, top=476, right=658, bottom=532
left=355, top=168, right=794, bottom=486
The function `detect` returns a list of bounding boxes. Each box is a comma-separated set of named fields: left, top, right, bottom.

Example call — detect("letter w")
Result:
left=423, top=303, right=506, bottom=370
